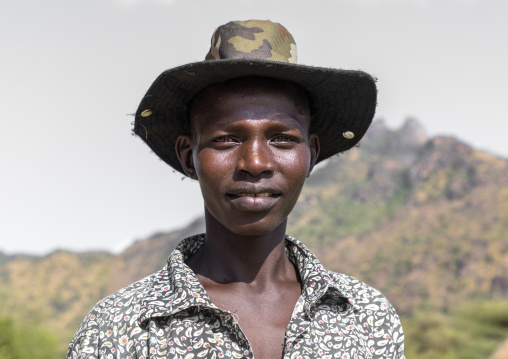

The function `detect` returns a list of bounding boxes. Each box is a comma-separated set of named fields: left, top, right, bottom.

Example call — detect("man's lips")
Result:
left=226, top=187, right=281, bottom=197
left=235, top=192, right=278, bottom=197
left=226, top=189, right=281, bottom=211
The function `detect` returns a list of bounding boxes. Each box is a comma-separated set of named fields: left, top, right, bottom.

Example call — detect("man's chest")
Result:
left=136, top=298, right=387, bottom=359
left=209, top=288, right=301, bottom=359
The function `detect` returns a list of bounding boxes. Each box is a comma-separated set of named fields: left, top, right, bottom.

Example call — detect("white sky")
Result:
left=1, top=0, right=507, bottom=255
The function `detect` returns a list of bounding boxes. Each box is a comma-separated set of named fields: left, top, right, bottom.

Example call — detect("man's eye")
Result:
left=214, top=136, right=236, bottom=142
left=272, top=135, right=293, bottom=142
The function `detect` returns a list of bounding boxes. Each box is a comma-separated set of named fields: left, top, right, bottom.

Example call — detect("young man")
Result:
left=68, top=20, right=405, bottom=359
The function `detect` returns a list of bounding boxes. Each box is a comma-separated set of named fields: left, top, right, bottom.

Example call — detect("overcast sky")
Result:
left=1, top=0, right=507, bottom=255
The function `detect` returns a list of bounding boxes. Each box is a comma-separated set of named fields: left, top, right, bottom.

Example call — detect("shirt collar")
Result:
left=139, top=234, right=216, bottom=326
left=284, top=235, right=359, bottom=313
left=139, top=234, right=357, bottom=325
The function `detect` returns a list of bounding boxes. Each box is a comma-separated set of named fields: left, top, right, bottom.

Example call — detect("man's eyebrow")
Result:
left=204, top=118, right=307, bottom=132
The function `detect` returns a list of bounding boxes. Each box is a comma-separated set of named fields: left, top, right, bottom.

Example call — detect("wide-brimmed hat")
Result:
left=133, top=20, right=377, bottom=175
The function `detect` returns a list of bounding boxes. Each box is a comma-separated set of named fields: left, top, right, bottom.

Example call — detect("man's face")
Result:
left=176, top=77, right=319, bottom=237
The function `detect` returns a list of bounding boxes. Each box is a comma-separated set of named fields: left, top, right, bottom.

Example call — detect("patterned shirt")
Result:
left=67, top=234, right=405, bottom=359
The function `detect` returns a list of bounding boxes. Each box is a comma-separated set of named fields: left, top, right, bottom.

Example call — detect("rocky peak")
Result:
left=399, top=117, right=428, bottom=145
left=361, top=118, right=429, bottom=165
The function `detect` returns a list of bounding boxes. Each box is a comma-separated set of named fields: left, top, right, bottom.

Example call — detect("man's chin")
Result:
left=205, top=209, right=288, bottom=238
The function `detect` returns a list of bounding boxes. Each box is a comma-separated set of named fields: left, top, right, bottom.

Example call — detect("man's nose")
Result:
left=237, top=140, right=275, bottom=177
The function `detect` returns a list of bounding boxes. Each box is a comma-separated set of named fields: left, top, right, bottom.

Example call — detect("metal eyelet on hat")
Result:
left=141, top=109, right=152, bottom=117
left=343, top=131, right=354, bottom=139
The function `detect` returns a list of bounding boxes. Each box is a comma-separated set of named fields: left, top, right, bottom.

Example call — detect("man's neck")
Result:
left=186, top=210, right=296, bottom=286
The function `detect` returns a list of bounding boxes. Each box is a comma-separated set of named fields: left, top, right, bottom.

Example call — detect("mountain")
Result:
left=1, top=119, right=507, bottom=358
left=290, top=118, right=508, bottom=314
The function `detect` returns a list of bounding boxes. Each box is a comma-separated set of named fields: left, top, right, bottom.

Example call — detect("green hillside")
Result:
left=290, top=120, right=508, bottom=315
left=1, top=120, right=507, bottom=358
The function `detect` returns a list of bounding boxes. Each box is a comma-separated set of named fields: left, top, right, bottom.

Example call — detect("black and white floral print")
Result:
left=68, top=234, right=405, bottom=359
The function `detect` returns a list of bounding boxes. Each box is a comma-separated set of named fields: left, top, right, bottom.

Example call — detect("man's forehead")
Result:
left=193, top=77, right=307, bottom=106
left=188, top=77, right=311, bottom=133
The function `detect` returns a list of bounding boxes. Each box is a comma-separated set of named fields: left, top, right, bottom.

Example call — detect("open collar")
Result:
left=139, top=234, right=358, bottom=326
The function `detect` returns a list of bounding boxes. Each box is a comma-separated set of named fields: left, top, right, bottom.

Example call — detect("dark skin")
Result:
left=175, top=77, right=320, bottom=359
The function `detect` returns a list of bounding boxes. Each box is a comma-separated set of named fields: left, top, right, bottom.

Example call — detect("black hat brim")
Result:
left=134, top=59, right=377, bottom=175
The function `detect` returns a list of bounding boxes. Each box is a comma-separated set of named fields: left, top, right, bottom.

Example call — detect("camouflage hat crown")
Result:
left=205, top=20, right=297, bottom=64
left=134, top=20, right=377, bottom=175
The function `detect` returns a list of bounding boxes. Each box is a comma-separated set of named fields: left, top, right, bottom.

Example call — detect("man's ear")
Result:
left=175, top=135, right=198, bottom=179
left=308, top=134, right=320, bottom=176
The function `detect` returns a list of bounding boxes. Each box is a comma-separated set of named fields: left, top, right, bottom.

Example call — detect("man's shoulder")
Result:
left=67, top=271, right=165, bottom=359
left=96, top=271, right=160, bottom=312
left=325, top=270, right=397, bottom=313
left=70, top=270, right=163, bottom=338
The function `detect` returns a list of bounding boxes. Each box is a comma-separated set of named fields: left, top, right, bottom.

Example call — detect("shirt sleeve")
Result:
left=67, top=304, right=102, bottom=359
left=381, top=301, right=405, bottom=359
